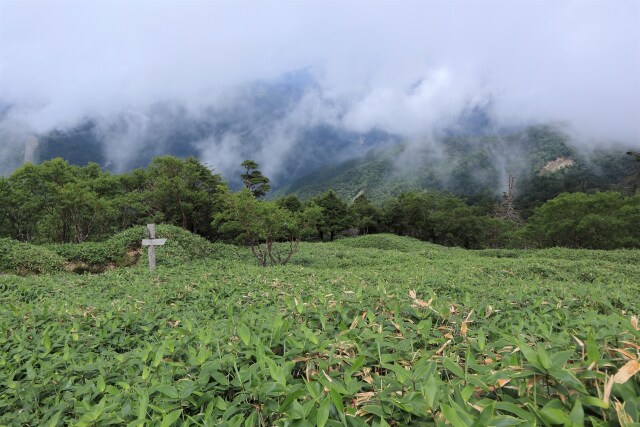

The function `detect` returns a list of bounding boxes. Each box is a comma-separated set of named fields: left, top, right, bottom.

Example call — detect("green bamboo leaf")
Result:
left=424, top=374, right=439, bottom=408
left=244, top=410, right=258, bottom=427
left=489, top=416, right=525, bottom=427
left=362, top=405, right=386, bottom=417
left=330, top=387, right=347, bottom=427
left=346, top=355, right=366, bottom=376
left=472, top=401, right=494, bottom=427
left=279, top=388, right=306, bottom=411
left=441, top=404, right=467, bottom=427
left=581, top=396, right=608, bottom=409
left=288, top=400, right=305, bottom=420
left=317, top=396, right=331, bottom=427
left=272, top=315, right=284, bottom=335
left=550, top=350, right=574, bottom=368
left=47, top=410, right=62, bottom=427
left=517, top=342, right=537, bottom=363
left=569, top=398, right=584, bottom=427
left=443, top=357, right=465, bottom=378
left=155, top=385, right=179, bottom=399
left=159, top=409, right=182, bottom=427
left=96, top=375, right=106, bottom=393
left=536, top=345, right=551, bottom=370
left=301, top=324, right=319, bottom=345
left=548, top=367, right=587, bottom=394
left=42, top=330, right=52, bottom=353
left=26, top=362, right=35, bottom=380
left=153, top=343, right=165, bottom=368
left=137, top=391, right=149, bottom=420
left=295, top=296, right=304, bottom=314
left=477, top=328, right=486, bottom=351
left=196, top=347, right=210, bottom=365
left=494, top=402, right=536, bottom=421
left=266, top=357, right=286, bottom=386
left=539, top=399, right=567, bottom=425
left=586, top=333, right=599, bottom=365
left=238, top=324, right=251, bottom=346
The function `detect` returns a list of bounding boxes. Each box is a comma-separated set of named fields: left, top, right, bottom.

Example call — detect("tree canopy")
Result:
left=240, top=160, right=271, bottom=198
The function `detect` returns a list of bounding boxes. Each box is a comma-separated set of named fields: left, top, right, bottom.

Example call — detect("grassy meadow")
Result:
left=1, top=230, right=639, bottom=426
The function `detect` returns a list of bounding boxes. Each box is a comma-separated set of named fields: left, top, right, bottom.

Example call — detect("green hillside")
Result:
left=1, top=233, right=639, bottom=425
left=276, top=126, right=636, bottom=208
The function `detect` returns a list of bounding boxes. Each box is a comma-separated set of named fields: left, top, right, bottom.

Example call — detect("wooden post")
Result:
left=142, top=224, right=166, bottom=271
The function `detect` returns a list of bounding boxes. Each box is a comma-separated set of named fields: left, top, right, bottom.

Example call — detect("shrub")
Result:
left=0, top=238, right=65, bottom=275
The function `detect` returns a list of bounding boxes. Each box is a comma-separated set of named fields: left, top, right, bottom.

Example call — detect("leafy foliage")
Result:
left=276, top=125, right=636, bottom=208
left=1, top=225, right=229, bottom=275
left=0, top=156, right=226, bottom=243
left=1, top=235, right=638, bottom=425
left=313, top=190, right=351, bottom=241
left=526, top=192, right=640, bottom=249
left=241, top=159, right=271, bottom=198
left=0, top=238, right=65, bottom=275
left=215, top=189, right=322, bottom=266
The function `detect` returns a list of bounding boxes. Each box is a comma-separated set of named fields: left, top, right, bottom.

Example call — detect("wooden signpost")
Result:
left=142, top=224, right=166, bottom=271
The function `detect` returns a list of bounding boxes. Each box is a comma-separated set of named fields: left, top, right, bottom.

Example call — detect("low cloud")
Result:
left=0, top=0, right=638, bottom=177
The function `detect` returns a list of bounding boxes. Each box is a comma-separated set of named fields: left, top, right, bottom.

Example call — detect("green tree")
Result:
left=3, top=160, right=71, bottom=242
left=145, top=156, right=226, bottom=238
left=56, top=182, right=115, bottom=243
left=241, top=160, right=271, bottom=198
left=215, top=189, right=321, bottom=266
left=314, top=190, right=351, bottom=241
left=526, top=191, right=635, bottom=249
left=276, top=194, right=303, bottom=212
left=349, top=194, right=382, bottom=235
left=384, top=192, right=429, bottom=239
left=0, top=177, right=12, bottom=237
left=383, top=190, right=488, bottom=248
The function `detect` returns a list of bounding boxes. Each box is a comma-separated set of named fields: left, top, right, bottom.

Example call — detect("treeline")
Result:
left=0, top=157, right=225, bottom=243
left=1, top=156, right=639, bottom=250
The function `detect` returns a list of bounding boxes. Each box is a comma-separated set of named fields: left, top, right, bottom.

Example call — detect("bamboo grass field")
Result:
left=1, top=230, right=639, bottom=425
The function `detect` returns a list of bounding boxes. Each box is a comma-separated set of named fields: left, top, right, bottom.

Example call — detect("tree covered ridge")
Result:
left=275, top=125, right=637, bottom=210
left=0, top=155, right=639, bottom=252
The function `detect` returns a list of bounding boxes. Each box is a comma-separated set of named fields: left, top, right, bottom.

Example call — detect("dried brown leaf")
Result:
left=614, top=402, right=634, bottom=426
left=572, top=335, right=584, bottom=347
left=611, top=348, right=636, bottom=361
left=349, top=316, right=359, bottom=330
left=435, top=339, right=452, bottom=355
left=603, top=375, right=614, bottom=404
left=496, top=378, right=510, bottom=388
left=353, top=392, right=376, bottom=406
left=613, top=360, right=640, bottom=384
left=621, top=340, right=640, bottom=351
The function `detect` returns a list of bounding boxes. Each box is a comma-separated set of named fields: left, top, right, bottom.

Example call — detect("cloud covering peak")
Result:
left=1, top=0, right=638, bottom=163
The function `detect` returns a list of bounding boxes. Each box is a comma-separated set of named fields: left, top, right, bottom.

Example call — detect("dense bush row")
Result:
left=1, top=156, right=638, bottom=251
left=0, top=225, right=241, bottom=275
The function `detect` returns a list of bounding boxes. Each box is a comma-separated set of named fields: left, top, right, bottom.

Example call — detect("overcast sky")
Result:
left=1, top=0, right=639, bottom=145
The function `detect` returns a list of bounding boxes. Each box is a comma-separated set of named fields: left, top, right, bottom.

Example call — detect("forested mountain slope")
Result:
left=277, top=125, right=636, bottom=210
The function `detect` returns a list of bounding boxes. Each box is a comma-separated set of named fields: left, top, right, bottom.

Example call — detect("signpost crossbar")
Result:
left=143, top=224, right=166, bottom=271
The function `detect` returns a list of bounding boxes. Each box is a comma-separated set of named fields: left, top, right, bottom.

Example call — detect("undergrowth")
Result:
left=0, top=233, right=638, bottom=426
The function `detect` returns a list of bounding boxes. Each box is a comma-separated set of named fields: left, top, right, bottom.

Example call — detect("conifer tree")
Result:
left=240, top=160, right=271, bottom=198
